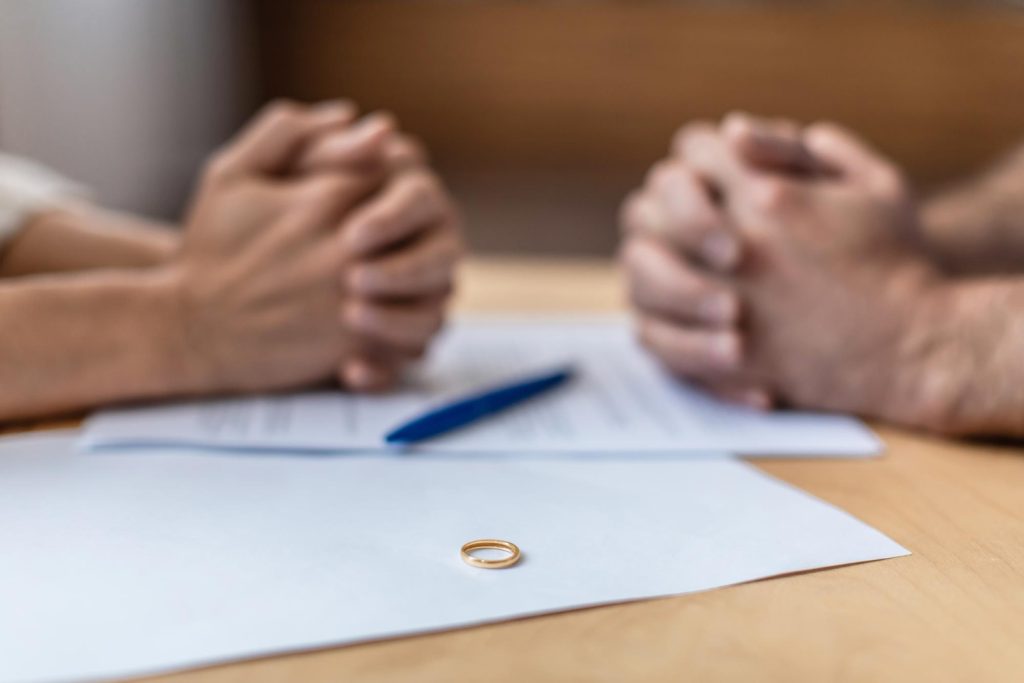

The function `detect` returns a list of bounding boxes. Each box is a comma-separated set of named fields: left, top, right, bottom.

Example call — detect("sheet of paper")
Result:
left=0, top=432, right=907, bottom=683
left=81, top=316, right=881, bottom=457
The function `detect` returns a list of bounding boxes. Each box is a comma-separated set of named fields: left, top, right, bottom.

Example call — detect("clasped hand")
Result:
left=167, top=100, right=462, bottom=396
left=621, top=112, right=957, bottom=430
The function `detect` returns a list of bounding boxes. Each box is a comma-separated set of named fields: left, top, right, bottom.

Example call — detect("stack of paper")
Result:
left=3, top=317, right=900, bottom=681
left=0, top=432, right=906, bottom=683
left=81, top=317, right=881, bottom=457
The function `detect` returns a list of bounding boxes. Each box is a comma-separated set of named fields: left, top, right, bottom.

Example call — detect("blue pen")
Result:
left=384, top=366, right=576, bottom=446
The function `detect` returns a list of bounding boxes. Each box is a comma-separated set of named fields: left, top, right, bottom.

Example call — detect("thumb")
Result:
left=211, top=99, right=355, bottom=181
left=803, top=122, right=895, bottom=187
left=723, top=111, right=831, bottom=177
left=293, top=111, right=396, bottom=175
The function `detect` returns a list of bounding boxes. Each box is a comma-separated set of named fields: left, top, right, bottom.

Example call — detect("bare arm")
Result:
left=0, top=205, right=178, bottom=277
left=622, top=113, right=1024, bottom=438
left=0, top=100, right=462, bottom=422
left=917, top=276, right=1024, bottom=436
left=921, top=143, right=1024, bottom=276
left=0, top=267, right=193, bottom=420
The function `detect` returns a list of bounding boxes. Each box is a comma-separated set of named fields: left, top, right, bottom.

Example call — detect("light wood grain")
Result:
left=12, top=257, right=1024, bottom=682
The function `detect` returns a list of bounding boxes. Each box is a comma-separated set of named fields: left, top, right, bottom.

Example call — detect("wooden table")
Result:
left=11, top=257, right=1024, bottom=682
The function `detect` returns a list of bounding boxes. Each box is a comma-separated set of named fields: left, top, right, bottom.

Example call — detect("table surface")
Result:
left=10, top=257, right=1024, bottom=682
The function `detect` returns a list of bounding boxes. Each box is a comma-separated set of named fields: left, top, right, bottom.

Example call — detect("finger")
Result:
left=211, top=99, right=354, bottom=180
left=293, top=111, right=396, bottom=175
left=346, top=227, right=461, bottom=299
left=278, top=172, right=383, bottom=235
left=677, top=121, right=812, bottom=227
left=673, top=121, right=754, bottom=204
left=622, top=236, right=739, bottom=326
left=385, top=134, right=429, bottom=171
left=803, top=122, right=902, bottom=193
left=340, top=170, right=452, bottom=258
left=341, top=299, right=446, bottom=351
left=671, top=120, right=717, bottom=159
left=339, top=328, right=421, bottom=392
left=308, top=99, right=358, bottom=130
left=637, top=314, right=744, bottom=380
left=339, top=356, right=403, bottom=393
left=631, top=163, right=742, bottom=271
left=703, top=382, right=774, bottom=410
left=721, top=111, right=830, bottom=177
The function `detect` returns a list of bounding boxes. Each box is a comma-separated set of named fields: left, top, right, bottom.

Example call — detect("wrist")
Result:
left=142, top=264, right=217, bottom=398
left=886, top=272, right=973, bottom=435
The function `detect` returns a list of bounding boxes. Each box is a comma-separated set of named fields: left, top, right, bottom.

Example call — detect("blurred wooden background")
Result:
left=254, top=0, right=1024, bottom=255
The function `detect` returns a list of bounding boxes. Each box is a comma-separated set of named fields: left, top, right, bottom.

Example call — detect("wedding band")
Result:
left=460, top=539, right=522, bottom=569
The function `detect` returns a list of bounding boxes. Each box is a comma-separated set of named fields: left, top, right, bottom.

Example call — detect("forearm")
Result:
left=0, top=205, right=179, bottom=277
left=0, top=268, right=196, bottom=421
left=919, top=144, right=1024, bottom=276
left=903, top=277, right=1024, bottom=437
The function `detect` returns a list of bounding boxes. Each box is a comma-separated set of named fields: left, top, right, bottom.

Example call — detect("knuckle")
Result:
left=625, top=276, right=651, bottom=311
left=438, top=237, right=463, bottom=265
left=874, top=165, right=907, bottom=198
left=619, top=191, right=647, bottom=234
left=402, top=257, right=432, bottom=287
left=344, top=224, right=372, bottom=253
left=805, top=120, right=840, bottom=142
left=684, top=284, right=723, bottom=320
left=310, top=130, right=346, bottom=158
left=645, top=160, right=676, bottom=191
left=673, top=163, right=701, bottom=187
left=304, top=174, right=350, bottom=203
left=348, top=263, right=372, bottom=290
left=376, top=110, right=399, bottom=130
left=262, top=98, right=303, bottom=124
left=406, top=171, right=442, bottom=203
left=723, top=110, right=749, bottom=125
left=619, top=237, right=646, bottom=270
left=392, top=134, right=429, bottom=165
left=671, top=198, right=719, bottom=239
left=750, top=179, right=796, bottom=212
left=370, top=202, right=402, bottom=232
left=448, top=227, right=467, bottom=254
left=771, top=117, right=802, bottom=137
left=204, top=149, right=236, bottom=184
left=672, top=121, right=716, bottom=155
left=684, top=213, right=722, bottom=244
left=436, top=201, right=463, bottom=238
left=349, top=301, right=374, bottom=327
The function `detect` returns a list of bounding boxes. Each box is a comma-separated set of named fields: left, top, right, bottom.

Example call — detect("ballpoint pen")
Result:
left=384, top=365, right=576, bottom=446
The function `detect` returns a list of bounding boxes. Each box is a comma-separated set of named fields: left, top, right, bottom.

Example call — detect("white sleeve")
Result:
left=0, top=153, right=91, bottom=248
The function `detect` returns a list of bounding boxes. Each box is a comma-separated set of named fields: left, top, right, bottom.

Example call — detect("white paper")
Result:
left=0, top=432, right=907, bottom=683
left=82, top=316, right=881, bottom=457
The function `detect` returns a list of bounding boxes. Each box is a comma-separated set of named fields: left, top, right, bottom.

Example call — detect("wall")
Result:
left=0, top=0, right=255, bottom=219
left=257, top=0, right=1024, bottom=255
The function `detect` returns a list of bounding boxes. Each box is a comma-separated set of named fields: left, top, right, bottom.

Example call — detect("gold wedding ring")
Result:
left=460, top=539, right=522, bottom=569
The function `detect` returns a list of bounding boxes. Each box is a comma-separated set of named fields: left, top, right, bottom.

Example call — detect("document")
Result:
left=0, top=432, right=907, bottom=683
left=82, top=316, right=881, bottom=457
